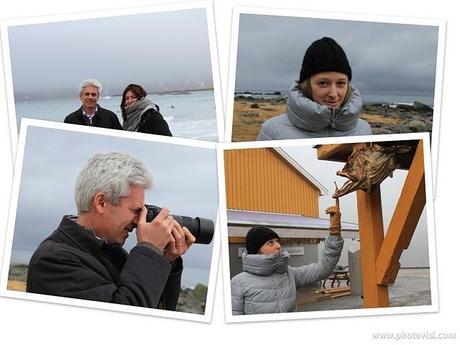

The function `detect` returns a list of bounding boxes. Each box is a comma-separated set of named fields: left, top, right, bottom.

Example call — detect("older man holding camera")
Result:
left=64, top=79, right=122, bottom=129
left=27, top=152, right=195, bottom=310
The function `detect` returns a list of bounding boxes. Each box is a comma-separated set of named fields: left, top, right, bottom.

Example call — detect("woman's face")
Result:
left=124, top=90, right=138, bottom=107
left=258, top=238, right=281, bottom=255
left=310, top=72, right=349, bottom=109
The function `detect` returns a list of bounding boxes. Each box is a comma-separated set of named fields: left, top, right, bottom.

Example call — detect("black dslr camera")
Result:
left=145, top=204, right=214, bottom=244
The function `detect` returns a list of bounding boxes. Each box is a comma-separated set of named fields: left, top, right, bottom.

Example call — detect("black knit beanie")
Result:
left=245, top=226, right=280, bottom=254
left=299, top=37, right=352, bottom=83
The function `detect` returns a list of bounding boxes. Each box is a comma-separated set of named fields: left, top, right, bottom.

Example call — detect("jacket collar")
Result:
left=286, top=82, right=362, bottom=132
left=58, top=215, right=107, bottom=255
left=242, top=250, right=290, bottom=276
left=56, top=216, right=127, bottom=279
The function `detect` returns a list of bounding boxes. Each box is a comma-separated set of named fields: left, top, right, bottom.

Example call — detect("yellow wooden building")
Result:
left=224, top=147, right=359, bottom=278
left=224, top=147, right=323, bottom=217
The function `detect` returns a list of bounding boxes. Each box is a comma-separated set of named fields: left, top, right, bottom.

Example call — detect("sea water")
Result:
left=235, top=90, right=434, bottom=107
left=15, top=90, right=218, bottom=141
left=360, top=93, right=434, bottom=107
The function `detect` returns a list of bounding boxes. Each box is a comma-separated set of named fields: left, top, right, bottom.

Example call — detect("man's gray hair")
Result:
left=79, top=79, right=103, bottom=96
left=75, top=152, right=153, bottom=213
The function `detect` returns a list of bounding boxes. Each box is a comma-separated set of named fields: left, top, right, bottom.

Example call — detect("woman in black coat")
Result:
left=121, top=84, right=172, bottom=136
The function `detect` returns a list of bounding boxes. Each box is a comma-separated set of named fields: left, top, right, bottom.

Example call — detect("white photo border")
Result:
left=217, top=132, right=438, bottom=323
left=1, top=0, right=225, bottom=158
left=224, top=6, right=446, bottom=190
left=0, top=118, right=221, bottom=323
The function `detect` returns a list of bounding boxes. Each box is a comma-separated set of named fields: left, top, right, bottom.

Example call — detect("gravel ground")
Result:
left=297, top=268, right=431, bottom=312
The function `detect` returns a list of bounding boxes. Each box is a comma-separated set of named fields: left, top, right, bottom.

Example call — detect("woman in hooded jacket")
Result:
left=231, top=202, right=344, bottom=315
left=257, top=37, right=372, bottom=140
left=121, top=84, right=172, bottom=136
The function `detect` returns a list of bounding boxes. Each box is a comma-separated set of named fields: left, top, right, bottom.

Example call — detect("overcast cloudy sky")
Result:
left=8, top=8, right=213, bottom=100
left=235, top=14, right=439, bottom=97
left=10, top=125, right=218, bottom=271
left=283, top=144, right=430, bottom=267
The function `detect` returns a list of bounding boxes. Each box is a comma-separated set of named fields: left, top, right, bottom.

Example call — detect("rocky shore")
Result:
left=7, top=264, right=207, bottom=314
left=177, top=284, right=207, bottom=314
left=232, top=96, right=433, bottom=141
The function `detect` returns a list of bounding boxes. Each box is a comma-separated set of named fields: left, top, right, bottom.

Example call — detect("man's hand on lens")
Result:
left=136, top=207, right=175, bottom=251
left=164, top=223, right=196, bottom=262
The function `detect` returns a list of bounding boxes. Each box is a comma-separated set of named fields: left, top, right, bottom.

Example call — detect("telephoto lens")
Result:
left=145, top=204, right=214, bottom=244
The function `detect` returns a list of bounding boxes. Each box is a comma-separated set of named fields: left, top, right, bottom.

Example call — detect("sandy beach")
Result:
left=7, top=280, right=26, bottom=291
left=231, top=98, right=431, bottom=142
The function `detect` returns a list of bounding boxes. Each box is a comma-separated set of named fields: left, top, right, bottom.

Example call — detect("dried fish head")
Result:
left=333, top=144, right=411, bottom=198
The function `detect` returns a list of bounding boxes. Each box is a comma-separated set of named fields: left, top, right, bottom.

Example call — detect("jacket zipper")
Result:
left=330, top=108, right=337, bottom=128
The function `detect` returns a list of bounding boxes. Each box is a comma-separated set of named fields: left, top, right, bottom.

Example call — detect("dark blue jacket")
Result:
left=64, top=105, right=122, bottom=130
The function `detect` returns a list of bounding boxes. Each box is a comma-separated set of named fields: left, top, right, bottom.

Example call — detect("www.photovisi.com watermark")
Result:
left=371, top=330, right=457, bottom=341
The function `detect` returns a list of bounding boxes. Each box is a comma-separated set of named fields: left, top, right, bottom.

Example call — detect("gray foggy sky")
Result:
left=235, top=14, right=439, bottom=96
left=8, top=8, right=213, bottom=101
left=11, top=125, right=219, bottom=270
left=283, top=144, right=430, bottom=268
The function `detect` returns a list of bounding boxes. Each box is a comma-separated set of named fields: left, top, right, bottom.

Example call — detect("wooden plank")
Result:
left=315, top=286, right=351, bottom=294
left=357, top=186, right=390, bottom=308
left=331, top=292, right=352, bottom=299
left=376, top=140, right=426, bottom=285
left=316, top=144, right=349, bottom=160
left=228, top=237, right=246, bottom=244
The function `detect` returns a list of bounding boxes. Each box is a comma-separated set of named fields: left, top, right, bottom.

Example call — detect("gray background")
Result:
left=9, top=8, right=214, bottom=101
left=235, top=14, right=438, bottom=98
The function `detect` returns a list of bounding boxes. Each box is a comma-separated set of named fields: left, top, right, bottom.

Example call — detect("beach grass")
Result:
left=231, top=100, right=284, bottom=142
left=7, top=280, right=26, bottom=291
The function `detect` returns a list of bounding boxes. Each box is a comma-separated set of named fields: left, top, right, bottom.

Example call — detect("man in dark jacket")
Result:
left=64, top=79, right=122, bottom=129
left=26, top=152, right=194, bottom=310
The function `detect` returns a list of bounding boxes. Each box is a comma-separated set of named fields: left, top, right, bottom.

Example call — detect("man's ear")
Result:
left=93, top=192, right=106, bottom=214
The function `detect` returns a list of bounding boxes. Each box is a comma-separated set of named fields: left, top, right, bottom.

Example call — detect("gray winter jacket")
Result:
left=257, top=82, right=372, bottom=140
left=231, top=235, right=344, bottom=315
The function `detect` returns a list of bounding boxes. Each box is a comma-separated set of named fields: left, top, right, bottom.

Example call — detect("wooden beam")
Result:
left=376, top=140, right=426, bottom=285
left=316, top=144, right=349, bottom=160
left=357, top=186, right=390, bottom=307
left=316, top=141, right=419, bottom=169
left=228, top=237, right=246, bottom=244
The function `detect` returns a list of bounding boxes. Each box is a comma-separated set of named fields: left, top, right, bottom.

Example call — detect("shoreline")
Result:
left=16, top=88, right=214, bottom=103
left=231, top=97, right=433, bottom=142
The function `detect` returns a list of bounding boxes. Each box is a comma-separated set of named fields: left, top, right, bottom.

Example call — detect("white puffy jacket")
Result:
left=231, top=235, right=344, bottom=315
left=257, top=82, right=372, bottom=140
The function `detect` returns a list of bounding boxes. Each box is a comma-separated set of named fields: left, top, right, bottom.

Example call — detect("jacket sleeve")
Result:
left=230, top=276, right=245, bottom=315
left=111, top=114, right=122, bottom=130
left=27, top=245, right=171, bottom=308
left=158, top=257, right=183, bottom=311
left=140, top=109, right=173, bottom=136
left=355, top=118, right=373, bottom=135
left=256, top=122, right=274, bottom=141
left=291, top=235, right=344, bottom=287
